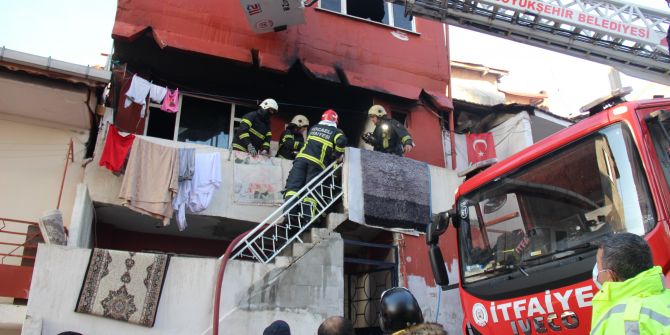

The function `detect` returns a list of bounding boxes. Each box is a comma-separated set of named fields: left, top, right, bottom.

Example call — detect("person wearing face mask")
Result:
left=590, top=233, right=670, bottom=335
left=232, top=98, right=278, bottom=157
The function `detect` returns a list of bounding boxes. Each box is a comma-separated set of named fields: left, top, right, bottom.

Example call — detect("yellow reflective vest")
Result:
left=591, top=266, right=670, bottom=335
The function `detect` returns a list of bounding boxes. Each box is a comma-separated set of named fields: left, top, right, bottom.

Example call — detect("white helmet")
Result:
left=290, top=114, right=309, bottom=128
left=259, top=98, right=278, bottom=112
left=368, top=105, right=387, bottom=117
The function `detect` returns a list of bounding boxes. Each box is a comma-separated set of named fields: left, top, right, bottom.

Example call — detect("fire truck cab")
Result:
left=428, top=90, right=670, bottom=335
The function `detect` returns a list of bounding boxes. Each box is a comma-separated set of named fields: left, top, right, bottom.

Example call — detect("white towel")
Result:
left=124, top=74, right=152, bottom=117
left=187, top=152, right=222, bottom=213
left=150, top=84, right=168, bottom=104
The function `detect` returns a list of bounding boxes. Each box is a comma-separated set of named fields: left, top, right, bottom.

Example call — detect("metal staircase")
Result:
left=230, top=162, right=344, bottom=264
left=389, top=0, right=670, bottom=85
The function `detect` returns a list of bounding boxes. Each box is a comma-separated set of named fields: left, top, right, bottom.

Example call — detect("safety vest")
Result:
left=295, top=122, right=346, bottom=169
left=591, top=266, right=670, bottom=335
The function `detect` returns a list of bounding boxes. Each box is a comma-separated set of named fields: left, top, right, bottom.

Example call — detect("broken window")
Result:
left=318, top=0, right=415, bottom=31
left=143, top=93, right=249, bottom=149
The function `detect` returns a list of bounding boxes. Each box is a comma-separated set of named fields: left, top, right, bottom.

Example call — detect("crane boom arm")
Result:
left=391, top=0, right=670, bottom=85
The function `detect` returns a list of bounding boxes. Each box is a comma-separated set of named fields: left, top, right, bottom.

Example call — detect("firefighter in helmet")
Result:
left=362, top=105, right=415, bottom=156
left=276, top=114, right=309, bottom=160
left=379, top=287, right=446, bottom=335
left=283, top=109, right=347, bottom=219
left=232, top=98, right=278, bottom=156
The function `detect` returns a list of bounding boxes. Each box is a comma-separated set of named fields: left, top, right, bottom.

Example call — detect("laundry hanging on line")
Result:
left=123, top=74, right=175, bottom=118
left=99, top=124, right=136, bottom=173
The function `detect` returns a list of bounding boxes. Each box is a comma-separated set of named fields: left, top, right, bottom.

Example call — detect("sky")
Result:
left=0, top=0, right=667, bottom=117
left=0, top=0, right=117, bottom=67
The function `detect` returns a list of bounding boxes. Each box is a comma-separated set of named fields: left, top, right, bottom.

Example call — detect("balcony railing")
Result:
left=0, top=217, right=44, bottom=300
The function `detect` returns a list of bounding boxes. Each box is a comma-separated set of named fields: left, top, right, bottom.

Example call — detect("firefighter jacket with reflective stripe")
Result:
left=591, top=266, right=670, bottom=335
left=295, top=121, right=347, bottom=169
left=232, top=109, right=272, bottom=152
left=371, top=117, right=414, bottom=156
left=276, top=127, right=305, bottom=160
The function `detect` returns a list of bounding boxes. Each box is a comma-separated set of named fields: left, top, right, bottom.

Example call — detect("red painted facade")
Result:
left=112, top=0, right=451, bottom=106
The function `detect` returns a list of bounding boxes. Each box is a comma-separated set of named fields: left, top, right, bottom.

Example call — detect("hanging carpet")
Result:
left=75, top=248, right=170, bottom=327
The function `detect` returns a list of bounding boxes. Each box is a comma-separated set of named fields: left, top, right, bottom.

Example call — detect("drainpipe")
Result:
left=445, top=24, right=456, bottom=170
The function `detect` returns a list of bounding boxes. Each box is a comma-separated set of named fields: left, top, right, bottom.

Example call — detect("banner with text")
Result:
left=478, top=0, right=666, bottom=46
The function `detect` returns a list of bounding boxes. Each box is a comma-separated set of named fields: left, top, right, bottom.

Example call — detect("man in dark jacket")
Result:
left=283, top=109, right=346, bottom=219
left=276, top=114, right=309, bottom=160
left=232, top=98, right=277, bottom=156
left=362, top=105, right=415, bottom=156
left=378, top=287, right=446, bottom=335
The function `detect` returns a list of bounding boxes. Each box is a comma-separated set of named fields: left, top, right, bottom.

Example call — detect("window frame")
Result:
left=143, top=92, right=248, bottom=149
left=317, top=0, right=418, bottom=33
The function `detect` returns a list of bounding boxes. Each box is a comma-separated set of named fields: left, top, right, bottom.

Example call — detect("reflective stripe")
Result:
left=334, top=133, right=343, bottom=144
left=296, top=153, right=325, bottom=169
left=335, top=146, right=345, bottom=153
left=624, top=321, right=639, bottom=335
left=262, top=142, right=270, bottom=149
left=401, top=135, right=412, bottom=143
left=284, top=191, right=297, bottom=198
left=249, top=128, right=265, bottom=140
left=591, top=305, right=627, bottom=334
left=591, top=304, right=670, bottom=334
left=241, top=118, right=252, bottom=127
left=282, top=134, right=294, bottom=142
left=308, top=135, right=333, bottom=148
left=293, top=141, right=301, bottom=149
left=640, top=307, right=670, bottom=326
left=266, top=132, right=272, bottom=138
left=233, top=143, right=248, bottom=152
left=239, top=133, right=250, bottom=139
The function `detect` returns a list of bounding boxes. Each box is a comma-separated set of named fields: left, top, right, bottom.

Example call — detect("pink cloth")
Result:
left=161, top=88, right=179, bottom=113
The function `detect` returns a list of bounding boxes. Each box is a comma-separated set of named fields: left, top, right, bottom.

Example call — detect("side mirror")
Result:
left=426, top=209, right=457, bottom=245
left=429, top=244, right=449, bottom=288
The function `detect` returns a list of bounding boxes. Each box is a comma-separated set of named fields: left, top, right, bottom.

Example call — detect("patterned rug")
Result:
left=75, top=248, right=170, bottom=327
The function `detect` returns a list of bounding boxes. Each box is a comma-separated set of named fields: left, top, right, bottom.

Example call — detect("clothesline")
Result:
left=117, top=67, right=371, bottom=116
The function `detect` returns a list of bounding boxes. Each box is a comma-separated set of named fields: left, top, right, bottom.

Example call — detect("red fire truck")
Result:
left=427, top=90, right=670, bottom=335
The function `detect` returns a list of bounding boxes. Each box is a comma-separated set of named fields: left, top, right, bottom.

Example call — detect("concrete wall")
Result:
left=24, top=233, right=343, bottom=335
left=0, top=116, right=88, bottom=266
left=67, top=184, right=94, bottom=248
left=85, top=126, right=295, bottom=224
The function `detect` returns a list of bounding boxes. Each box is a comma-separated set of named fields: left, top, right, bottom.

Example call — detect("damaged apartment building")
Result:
left=1, top=1, right=569, bottom=335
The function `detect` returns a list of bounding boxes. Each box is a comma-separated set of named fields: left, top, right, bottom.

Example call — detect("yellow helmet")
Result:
left=368, top=105, right=387, bottom=117
left=290, top=114, right=309, bottom=127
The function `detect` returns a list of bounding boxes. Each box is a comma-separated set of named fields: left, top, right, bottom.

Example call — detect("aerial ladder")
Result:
left=389, top=0, right=670, bottom=85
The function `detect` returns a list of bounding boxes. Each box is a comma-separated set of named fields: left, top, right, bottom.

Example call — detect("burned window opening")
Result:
left=347, top=0, right=386, bottom=23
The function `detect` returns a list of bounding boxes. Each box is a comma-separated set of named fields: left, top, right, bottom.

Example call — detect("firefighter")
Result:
left=283, top=109, right=346, bottom=218
left=232, top=98, right=278, bottom=156
left=276, top=114, right=309, bottom=160
left=378, top=287, right=446, bottom=335
left=361, top=105, right=415, bottom=156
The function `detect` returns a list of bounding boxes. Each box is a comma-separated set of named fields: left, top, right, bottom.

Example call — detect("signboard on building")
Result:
left=240, top=0, right=305, bottom=34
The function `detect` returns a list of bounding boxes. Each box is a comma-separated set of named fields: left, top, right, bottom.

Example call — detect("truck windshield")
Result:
left=646, top=109, right=670, bottom=191
left=459, top=123, right=655, bottom=284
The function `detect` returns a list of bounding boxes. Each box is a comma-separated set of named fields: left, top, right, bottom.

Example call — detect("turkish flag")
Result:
left=466, top=132, right=496, bottom=164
